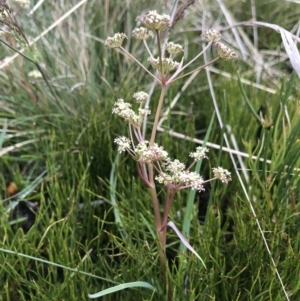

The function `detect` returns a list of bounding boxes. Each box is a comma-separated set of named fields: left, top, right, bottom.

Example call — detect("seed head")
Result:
left=105, top=33, right=127, bottom=48
left=204, top=29, right=221, bottom=43
left=132, top=27, right=154, bottom=40
left=137, top=10, right=170, bottom=31
left=216, top=42, right=238, bottom=61
left=148, top=57, right=180, bottom=72
left=165, top=42, right=183, bottom=55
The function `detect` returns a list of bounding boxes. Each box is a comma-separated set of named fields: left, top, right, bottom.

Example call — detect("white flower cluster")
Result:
left=212, top=167, right=232, bottom=184
left=114, top=136, right=131, bottom=153
left=113, top=89, right=232, bottom=191
left=112, top=95, right=150, bottom=127
left=156, top=159, right=205, bottom=191
left=114, top=135, right=231, bottom=190
left=133, top=91, right=149, bottom=103
left=112, top=99, right=140, bottom=126
left=135, top=141, right=169, bottom=163
left=189, top=146, right=209, bottom=161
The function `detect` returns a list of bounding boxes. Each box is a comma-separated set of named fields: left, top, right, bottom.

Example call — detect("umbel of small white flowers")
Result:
left=112, top=92, right=151, bottom=128
left=112, top=91, right=232, bottom=190
left=114, top=138, right=232, bottom=192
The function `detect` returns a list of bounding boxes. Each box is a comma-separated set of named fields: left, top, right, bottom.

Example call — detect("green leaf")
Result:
left=88, top=281, right=155, bottom=298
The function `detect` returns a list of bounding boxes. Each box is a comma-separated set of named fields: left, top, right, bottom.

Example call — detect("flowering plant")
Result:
left=105, top=10, right=237, bottom=282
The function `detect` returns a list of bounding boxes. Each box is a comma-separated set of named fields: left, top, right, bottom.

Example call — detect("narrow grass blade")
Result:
left=110, top=154, right=128, bottom=239
left=0, top=139, right=37, bottom=157
left=237, top=74, right=261, bottom=122
left=0, top=119, right=8, bottom=149
left=88, top=281, right=155, bottom=298
left=180, top=112, right=215, bottom=251
left=0, top=247, right=118, bottom=284
left=140, top=213, right=156, bottom=240
left=131, top=179, right=141, bottom=248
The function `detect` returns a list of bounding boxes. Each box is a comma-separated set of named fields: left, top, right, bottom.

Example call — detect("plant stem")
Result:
left=156, top=30, right=164, bottom=78
left=177, top=41, right=212, bottom=75
left=161, top=189, right=176, bottom=247
left=171, top=57, right=220, bottom=83
left=150, top=86, right=167, bottom=146
left=148, top=169, right=161, bottom=228
left=148, top=174, right=166, bottom=276
left=119, top=46, right=161, bottom=83
left=147, top=81, right=167, bottom=275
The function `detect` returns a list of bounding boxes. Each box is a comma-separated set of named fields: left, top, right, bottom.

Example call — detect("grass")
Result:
left=1, top=0, right=300, bottom=300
